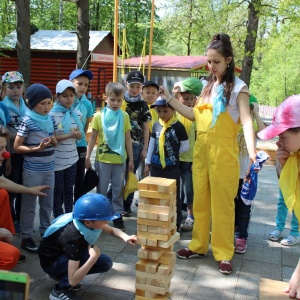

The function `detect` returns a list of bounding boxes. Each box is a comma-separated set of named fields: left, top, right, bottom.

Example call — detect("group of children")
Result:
left=1, top=32, right=300, bottom=299
left=0, top=70, right=95, bottom=255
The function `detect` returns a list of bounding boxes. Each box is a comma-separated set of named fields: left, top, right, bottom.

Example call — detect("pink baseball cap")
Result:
left=258, top=95, right=300, bottom=140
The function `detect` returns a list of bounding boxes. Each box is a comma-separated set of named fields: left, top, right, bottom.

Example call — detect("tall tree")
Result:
left=67, top=0, right=90, bottom=69
left=12, top=0, right=31, bottom=87
left=239, top=0, right=261, bottom=87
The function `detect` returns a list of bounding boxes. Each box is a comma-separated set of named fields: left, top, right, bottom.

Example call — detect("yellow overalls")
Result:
left=189, top=104, right=240, bottom=261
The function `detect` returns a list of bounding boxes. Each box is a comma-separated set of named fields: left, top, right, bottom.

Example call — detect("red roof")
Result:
left=120, top=55, right=241, bottom=72
left=121, top=55, right=208, bottom=70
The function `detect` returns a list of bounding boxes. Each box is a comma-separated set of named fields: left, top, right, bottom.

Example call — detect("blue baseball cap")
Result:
left=150, top=96, right=172, bottom=108
left=69, top=69, right=93, bottom=80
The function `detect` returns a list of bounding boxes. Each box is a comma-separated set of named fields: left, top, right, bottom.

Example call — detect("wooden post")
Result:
left=113, top=0, right=119, bottom=81
left=147, top=0, right=155, bottom=80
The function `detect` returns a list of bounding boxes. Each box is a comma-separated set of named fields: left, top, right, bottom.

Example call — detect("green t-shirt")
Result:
left=92, top=110, right=131, bottom=164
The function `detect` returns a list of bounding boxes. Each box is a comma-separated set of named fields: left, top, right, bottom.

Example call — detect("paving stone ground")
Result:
left=12, top=161, right=299, bottom=299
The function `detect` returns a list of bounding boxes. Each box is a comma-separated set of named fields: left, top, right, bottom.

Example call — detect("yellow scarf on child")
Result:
left=279, top=151, right=300, bottom=221
left=159, top=115, right=178, bottom=169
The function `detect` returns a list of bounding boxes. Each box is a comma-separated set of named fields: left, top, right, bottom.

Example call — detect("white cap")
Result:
left=56, top=79, right=75, bottom=94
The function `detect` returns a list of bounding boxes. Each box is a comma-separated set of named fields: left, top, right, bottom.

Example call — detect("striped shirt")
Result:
left=17, top=116, right=57, bottom=172
left=49, top=110, right=82, bottom=171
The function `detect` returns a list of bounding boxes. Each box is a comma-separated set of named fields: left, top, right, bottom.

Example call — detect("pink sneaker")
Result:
left=235, top=238, right=247, bottom=254
left=219, top=260, right=232, bottom=274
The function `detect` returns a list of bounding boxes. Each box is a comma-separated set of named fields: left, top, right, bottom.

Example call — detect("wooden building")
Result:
left=0, top=30, right=116, bottom=103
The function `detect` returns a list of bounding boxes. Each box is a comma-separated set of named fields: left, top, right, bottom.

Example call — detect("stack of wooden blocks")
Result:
left=135, top=177, right=180, bottom=300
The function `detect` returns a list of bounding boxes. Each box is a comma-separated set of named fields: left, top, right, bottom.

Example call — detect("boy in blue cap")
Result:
left=38, top=193, right=137, bottom=300
left=69, top=69, right=94, bottom=201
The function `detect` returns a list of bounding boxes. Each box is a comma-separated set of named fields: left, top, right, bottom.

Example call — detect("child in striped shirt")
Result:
left=14, top=83, right=57, bottom=253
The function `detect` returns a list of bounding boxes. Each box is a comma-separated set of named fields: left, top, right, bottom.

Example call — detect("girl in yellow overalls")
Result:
left=159, top=33, right=257, bottom=274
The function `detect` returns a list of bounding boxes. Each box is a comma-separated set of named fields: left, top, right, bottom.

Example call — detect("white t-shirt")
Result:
left=49, top=110, right=82, bottom=172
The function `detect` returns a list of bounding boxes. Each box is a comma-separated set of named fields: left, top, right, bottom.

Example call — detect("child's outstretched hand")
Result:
left=284, top=261, right=300, bottom=298
left=125, top=235, right=137, bottom=246
left=89, top=245, right=101, bottom=259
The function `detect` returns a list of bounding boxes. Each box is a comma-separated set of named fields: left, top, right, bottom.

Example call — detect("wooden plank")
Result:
left=145, top=261, right=159, bottom=274
left=157, top=232, right=180, bottom=248
left=137, top=231, right=171, bottom=242
left=259, top=278, right=290, bottom=299
left=138, top=177, right=157, bottom=190
left=157, top=178, right=176, bottom=193
left=135, top=283, right=169, bottom=295
left=135, top=291, right=172, bottom=300
left=136, top=269, right=173, bottom=282
left=137, top=248, right=165, bottom=261
left=139, top=203, right=172, bottom=215
left=137, top=217, right=173, bottom=228
left=139, top=190, right=176, bottom=200
left=139, top=198, right=171, bottom=207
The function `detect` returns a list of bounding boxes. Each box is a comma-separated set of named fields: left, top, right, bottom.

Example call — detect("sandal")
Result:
left=269, top=229, right=282, bottom=241
left=281, top=235, right=300, bottom=246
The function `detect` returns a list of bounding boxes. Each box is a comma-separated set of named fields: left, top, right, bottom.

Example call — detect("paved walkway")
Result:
left=12, top=164, right=299, bottom=300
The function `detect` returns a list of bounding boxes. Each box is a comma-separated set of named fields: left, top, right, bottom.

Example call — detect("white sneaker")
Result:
left=181, top=218, right=194, bottom=232
left=281, top=235, right=300, bottom=246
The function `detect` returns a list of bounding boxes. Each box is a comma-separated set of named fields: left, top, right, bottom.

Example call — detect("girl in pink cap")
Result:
left=257, top=94, right=300, bottom=298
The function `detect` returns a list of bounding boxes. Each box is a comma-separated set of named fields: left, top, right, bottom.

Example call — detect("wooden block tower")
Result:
left=135, top=177, right=180, bottom=300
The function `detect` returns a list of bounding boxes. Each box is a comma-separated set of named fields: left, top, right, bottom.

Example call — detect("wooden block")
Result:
left=147, top=212, right=159, bottom=220
left=139, top=190, right=176, bottom=200
left=137, top=217, right=173, bottom=228
left=157, top=178, right=176, bottom=193
left=138, top=248, right=165, bottom=260
left=137, top=248, right=148, bottom=260
left=147, top=226, right=158, bottom=233
left=144, top=245, right=174, bottom=252
left=145, top=277, right=158, bottom=286
left=259, top=278, right=290, bottom=299
left=145, top=261, right=159, bottom=274
left=139, top=203, right=172, bottom=215
left=136, top=260, right=148, bottom=272
left=157, top=263, right=175, bottom=276
left=135, top=292, right=172, bottom=300
left=137, top=237, right=147, bottom=245
left=157, top=232, right=180, bottom=248
left=138, top=210, right=149, bottom=219
left=136, top=270, right=171, bottom=282
left=137, top=231, right=171, bottom=242
left=139, top=198, right=171, bottom=207
left=138, top=177, right=157, bottom=190
left=155, top=252, right=176, bottom=265
left=135, top=283, right=168, bottom=295
left=137, top=224, right=148, bottom=232
left=136, top=276, right=146, bottom=284
left=157, top=223, right=176, bottom=235
left=148, top=177, right=166, bottom=191
left=146, top=239, right=158, bottom=247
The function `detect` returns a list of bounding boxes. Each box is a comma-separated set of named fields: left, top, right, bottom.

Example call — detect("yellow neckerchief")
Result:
left=121, top=99, right=127, bottom=112
left=176, top=112, right=192, bottom=135
left=158, top=115, right=178, bottom=169
left=195, top=102, right=213, bottom=110
left=279, top=151, right=300, bottom=220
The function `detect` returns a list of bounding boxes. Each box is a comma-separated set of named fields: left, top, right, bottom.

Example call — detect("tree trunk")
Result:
left=13, top=0, right=31, bottom=87
left=239, top=0, right=261, bottom=88
left=75, top=0, right=90, bottom=69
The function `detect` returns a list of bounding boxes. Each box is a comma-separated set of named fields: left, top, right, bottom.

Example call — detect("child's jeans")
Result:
left=235, top=179, right=251, bottom=239
left=275, top=189, right=299, bottom=237
left=43, top=251, right=112, bottom=289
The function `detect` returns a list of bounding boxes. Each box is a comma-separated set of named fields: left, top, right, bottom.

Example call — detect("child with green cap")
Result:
left=173, top=77, right=203, bottom=231
left=234, top=94, right=265, bottom=254
left=14, top=83, right=58, bottom=253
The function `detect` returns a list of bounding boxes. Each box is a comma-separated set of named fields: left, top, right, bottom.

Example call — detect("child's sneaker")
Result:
left=176, top=247, right=206, bottom=259
left=234, top=238, right=247, bottom=254
left=219, top=260, right=232, bottom=275
left=281, top=235, right=300, bottom=246
left=49, top=285, right=81, bottom=300
left=269, top=229, right=282, bottom=241
left=181, top=218, right=194, bottom=232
